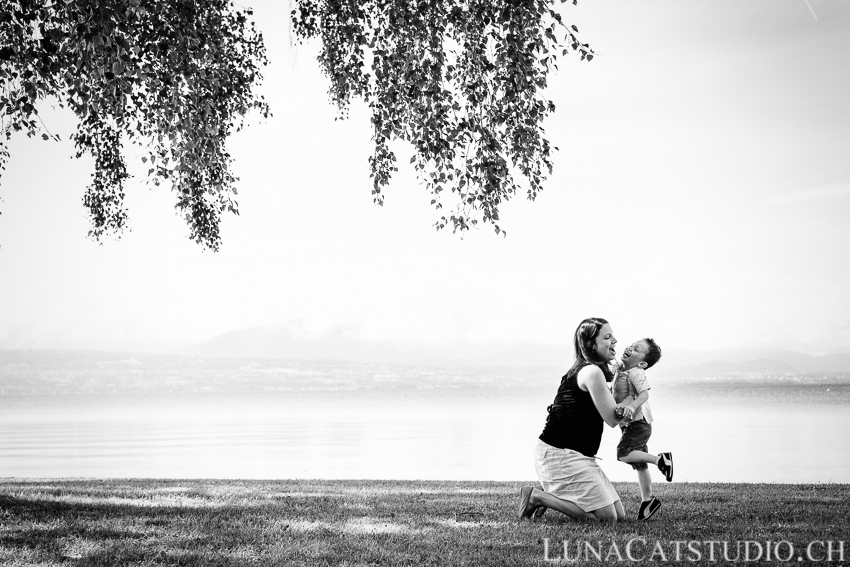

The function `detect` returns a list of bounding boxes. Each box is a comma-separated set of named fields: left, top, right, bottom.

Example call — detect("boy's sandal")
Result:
left=657, top=452, right=674, bottom=482
left=638, top=496, right=662, bottom=521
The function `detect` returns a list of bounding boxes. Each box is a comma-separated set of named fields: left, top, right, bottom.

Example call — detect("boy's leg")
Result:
left=618, top=450, right=658, bottom=466
left=636, top=468, right=653, bottom=502
left=617, top=421, right=656, bottom=469
left=620, top=450, right=674, bottom=482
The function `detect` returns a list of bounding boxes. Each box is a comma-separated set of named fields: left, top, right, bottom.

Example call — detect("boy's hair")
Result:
left=642, top=338, right=662, bottom=369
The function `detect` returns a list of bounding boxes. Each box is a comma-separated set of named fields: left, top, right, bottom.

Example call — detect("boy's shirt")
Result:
left=611, top=365, right=653, bottom=424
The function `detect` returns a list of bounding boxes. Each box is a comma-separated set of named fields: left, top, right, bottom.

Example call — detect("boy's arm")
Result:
left=624, top=367, right=650, bottom=412
left=615, top=390, right=648, bottom=422
left=625, top=389, right=649, bottom=410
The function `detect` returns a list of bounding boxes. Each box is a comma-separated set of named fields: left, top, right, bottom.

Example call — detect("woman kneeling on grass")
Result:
left=519, top=317, right=626, bottom=523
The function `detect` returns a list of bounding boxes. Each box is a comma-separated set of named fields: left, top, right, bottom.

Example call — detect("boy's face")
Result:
left=621, top=340, right=649, bottom=370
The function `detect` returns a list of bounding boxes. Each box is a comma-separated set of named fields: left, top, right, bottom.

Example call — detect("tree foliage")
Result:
left=0, top=0, right=269, bottom=250
left=291, top=0, right=592, bottom=235
left=1, top=0, right=593, bottom=249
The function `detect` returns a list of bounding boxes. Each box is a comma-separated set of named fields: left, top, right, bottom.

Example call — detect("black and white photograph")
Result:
left=1, top=0, right=848, bottom=564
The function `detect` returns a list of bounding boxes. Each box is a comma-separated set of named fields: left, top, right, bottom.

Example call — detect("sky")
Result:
left=1, top=0, right=849, bottom=356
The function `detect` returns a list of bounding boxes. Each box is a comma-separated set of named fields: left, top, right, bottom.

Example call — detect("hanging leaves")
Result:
left=0, top=0, right=269, bottom=251
left=2, top=0, right=593, bottom=247
left=291, top=0, right=593, bottom=235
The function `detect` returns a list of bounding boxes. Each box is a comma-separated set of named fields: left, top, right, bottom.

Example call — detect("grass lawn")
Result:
left=1, top=479, right=848, bottom=565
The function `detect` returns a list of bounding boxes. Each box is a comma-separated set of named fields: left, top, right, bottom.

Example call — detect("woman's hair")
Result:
left=571, top=317, right=614, bottom=381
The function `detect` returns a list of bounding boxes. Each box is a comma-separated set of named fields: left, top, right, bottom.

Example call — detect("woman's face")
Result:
left=593, top=323, right=617, bottom=362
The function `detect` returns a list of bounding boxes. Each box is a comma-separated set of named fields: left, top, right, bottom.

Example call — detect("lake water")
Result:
left=1, top=355, right=849, bottom=483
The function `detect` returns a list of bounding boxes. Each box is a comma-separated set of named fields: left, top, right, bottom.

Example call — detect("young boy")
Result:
left=612, top=338, right=672, bottom=521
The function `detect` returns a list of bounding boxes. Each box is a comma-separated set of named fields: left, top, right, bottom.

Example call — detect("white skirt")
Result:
left=534, top=439, right=620, bottom=512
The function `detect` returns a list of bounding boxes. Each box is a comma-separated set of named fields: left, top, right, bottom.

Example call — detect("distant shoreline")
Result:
left=3, top=345, right=850, bottom=375
left=2, top=349, right=849, bottom=399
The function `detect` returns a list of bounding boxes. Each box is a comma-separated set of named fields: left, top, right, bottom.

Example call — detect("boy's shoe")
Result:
left=518, top=486, right=535, bottom=519
left=532, top=505, right=547, bottom=519
left=658, top=452, right=674, bottom=482
left=638, top=496, right=662, bottom=521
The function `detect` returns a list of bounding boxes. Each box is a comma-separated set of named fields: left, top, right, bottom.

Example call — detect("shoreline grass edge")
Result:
left=1, top=479, right=848, bottom=565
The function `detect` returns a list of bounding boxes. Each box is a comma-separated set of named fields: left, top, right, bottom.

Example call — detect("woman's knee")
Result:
left=590, top=504, right=619, bottom=523
left=614, top=500, right=626, bottom=521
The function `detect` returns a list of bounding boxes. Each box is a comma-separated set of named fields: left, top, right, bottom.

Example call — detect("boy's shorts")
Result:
left=617, top=419, right=652, bottom=470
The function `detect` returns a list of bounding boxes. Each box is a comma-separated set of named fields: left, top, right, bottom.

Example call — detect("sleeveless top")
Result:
left=538, top=361, right=604, bottom=457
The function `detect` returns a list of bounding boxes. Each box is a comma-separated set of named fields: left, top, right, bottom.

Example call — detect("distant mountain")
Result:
left=178, top=325, right=850, bottom=374
left=655, top=349, right=850, bottom=375
left=660, top=357, right=798, bottom=376
left=178, top=325, right=570, bottom=369
left=2, top=342, right=849, bottom=399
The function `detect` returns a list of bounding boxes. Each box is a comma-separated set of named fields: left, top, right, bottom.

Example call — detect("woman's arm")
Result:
left=577, top=365, right=620, bottom=427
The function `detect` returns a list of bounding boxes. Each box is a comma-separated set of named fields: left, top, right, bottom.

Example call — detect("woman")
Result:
left=518, top=317, right=626, bottom=523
